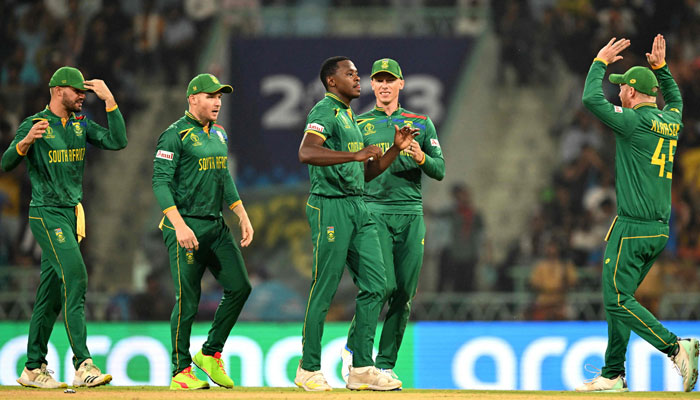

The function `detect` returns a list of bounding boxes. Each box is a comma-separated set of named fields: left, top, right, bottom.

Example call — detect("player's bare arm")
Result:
left=365, top=125, right=419, bottom=181
left=232, top=203, right=254, bottom=247
left=164, top=207, right=199, bottom=251
left=298, top=132, right=381, bottom=166
left=83, top=79, right=117, bottom=109
left=17, top=120, right=49, bottom=154
left=646, top=34, right=666, bottom=68
left=596, top=37, right=631, bottom=65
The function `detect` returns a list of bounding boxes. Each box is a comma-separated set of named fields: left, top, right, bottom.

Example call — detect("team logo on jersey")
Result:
left=186, top=249, right=195, bottom=264
left=363, top=123, right=376, bottom=135
left=614, top=106, right=623, bottom=113
left=190, top=133, right=202, bottom=146
left=73, top=122, right=83, bottom=137
left=44, top=125, right=55, bottom=139
left=327, top=226, right=335, bottom=242
left=54, top=228, right=66, bottom=243
left=430, top=138, right=441, bottom=148
left=156, top=150, right=174, bottom=160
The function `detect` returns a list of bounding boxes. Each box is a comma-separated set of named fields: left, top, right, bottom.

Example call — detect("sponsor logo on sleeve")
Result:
left=430, top=138, right=441, bottom=147
left=307, top=123, right=325, bottom=133
left=614, top=106, right=623, bottom=113
left=156, top=150, right=174, bottom=160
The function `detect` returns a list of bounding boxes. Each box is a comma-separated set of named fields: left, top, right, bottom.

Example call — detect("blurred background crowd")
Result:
left=0, top=0, right=699, bottom=323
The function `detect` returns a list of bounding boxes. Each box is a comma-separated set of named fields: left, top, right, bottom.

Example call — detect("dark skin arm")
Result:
left=298, top=133, right=383, bottom=165
left=364, top=125, right=419, bottom=181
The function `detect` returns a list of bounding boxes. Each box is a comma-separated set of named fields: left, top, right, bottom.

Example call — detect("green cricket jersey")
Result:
left=582, top=61, right=683, bottom=223
left=152, top=111, right=241, bottom=218
left=357, top=106, right=445, bottom=215
left=304, top=93, right=365, bottom=197
left=1, top=106, right=127, bottom=207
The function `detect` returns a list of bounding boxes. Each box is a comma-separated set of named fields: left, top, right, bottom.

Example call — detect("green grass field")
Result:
left=2, top=386, right=700, bottom=400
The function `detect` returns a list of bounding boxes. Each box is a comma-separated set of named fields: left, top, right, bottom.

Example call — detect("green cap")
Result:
left=187, top=73, right=233, bottom=96
left=48, top=66, right=87, bottom=90
left=609, top=66, right=659, bottom=96
left=371, top=58, right=403, bottom=79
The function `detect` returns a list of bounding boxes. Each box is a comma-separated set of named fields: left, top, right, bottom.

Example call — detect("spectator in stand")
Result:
left=529, top=239, right=577, bottom=320
left=438, top=184, right=484, bottom=292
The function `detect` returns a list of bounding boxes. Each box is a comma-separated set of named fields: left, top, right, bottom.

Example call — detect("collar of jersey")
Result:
left=373, top=104, right=402, bottom=116
left=184, top=111, right=213, bottom=134
left=325, top=93, right=350, bottom=109
left=43, top=105, right=77, bottom=121
left=633, top=102, right=658, bottom=110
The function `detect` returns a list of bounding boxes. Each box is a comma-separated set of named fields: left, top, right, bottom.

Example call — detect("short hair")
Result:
left=319, top=56, right=350, bottom=90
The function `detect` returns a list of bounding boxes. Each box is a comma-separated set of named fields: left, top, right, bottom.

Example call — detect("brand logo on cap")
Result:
left=381, top=60, right=389, bottom=69
left=62, top=80, right=67, bottom=84
left=211, top=75, right=220, bottom=84
left=192, top=86, right=197, bottom=91
left=630, top=79, right=637, bottom=84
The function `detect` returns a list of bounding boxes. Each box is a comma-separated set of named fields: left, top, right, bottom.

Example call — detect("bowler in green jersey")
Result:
left=152, top=74, right=253, bottom=390
left=576, top=35, right=698, bottom=392
left=295, top=56, right=417, bottom=392
left=1, top=66, right=127, bottom=388
left=341, top=58, right=445, bottom=384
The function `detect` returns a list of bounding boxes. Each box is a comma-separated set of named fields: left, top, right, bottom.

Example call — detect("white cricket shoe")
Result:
left=575, top=374, right=628, bottom=392
left=294, top=363, right=332, bottom=391
left=347, top=365, right=402, bottom=391
left=341, top=344, right=353, bottom=384
left=16, top=364, right=67, bottom=389
left=671, top=338, right=699, bottom=392
left=73, top=359, right=112, bottom=387
left=378, top=368, right=400, bottom=380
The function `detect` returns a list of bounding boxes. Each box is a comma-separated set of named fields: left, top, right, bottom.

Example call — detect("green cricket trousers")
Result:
left=302, top=194, right=386, bottom=371
left=348, top=212, right=425, bottom=369
left=601, top=215, right=678, bottom=378
left=162, top=215, right=251, bottom=375
left=27, top=206, right=90, bottom=371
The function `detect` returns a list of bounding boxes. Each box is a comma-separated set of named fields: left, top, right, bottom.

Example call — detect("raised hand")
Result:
left=83, top=79, right=117, bottom=109
left=23, top=120, right=49, bottom=146
left=393, top=124, right=420, bottom=150
left=646, top=34, right=666, bottom=68
left=596, top=37, right=631, bottom=65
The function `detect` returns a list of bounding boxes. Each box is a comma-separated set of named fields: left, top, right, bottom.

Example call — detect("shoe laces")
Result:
left=212, top=352, right=225, bottom=370
left=671, top=343, right=687, bottom=377
left=37, top=367, right=57, bottom=382
left=582, top=364, right=602, bottom=384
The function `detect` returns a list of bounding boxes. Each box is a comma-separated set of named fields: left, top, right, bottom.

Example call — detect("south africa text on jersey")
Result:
left=198, top=156, right=228, bottom=171
left=48, top=148, right=86, bottom=163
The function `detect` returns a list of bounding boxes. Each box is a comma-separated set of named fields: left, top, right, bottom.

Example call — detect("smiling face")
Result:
left=371, top=72, right=404, bottom=108
left=57, top=86, right=86, bottom=113
left=188, top=92, right=223, bottom=124
left=329, top=60, right=361, bottom=102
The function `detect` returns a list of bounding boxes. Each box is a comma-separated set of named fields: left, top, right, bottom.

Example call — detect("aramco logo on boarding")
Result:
left=0, top=322, right=696, bottom=391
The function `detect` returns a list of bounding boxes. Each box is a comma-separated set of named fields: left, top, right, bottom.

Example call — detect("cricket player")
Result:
left=341, top=58, right=445, bottom=383
left=576, top=35, right=698, bottom=392
left=152, top=73, right=253, bottom=390
left=1, top=66, right=126, bottom=388
left=295, top=56, right=417, bottom=391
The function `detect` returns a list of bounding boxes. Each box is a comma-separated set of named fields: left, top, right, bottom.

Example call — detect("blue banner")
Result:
left=226, top=38, right=475, bottom=187
left=2, top=321, right=696, bottom=390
